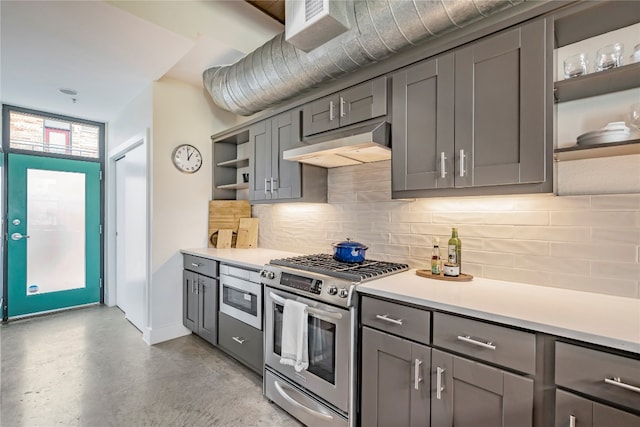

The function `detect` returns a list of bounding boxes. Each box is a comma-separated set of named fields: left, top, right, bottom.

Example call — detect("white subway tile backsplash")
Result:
left=550, top=242, right=637, bottom=262
left=551, top=211, right=640, bottom=227
left=483, top=240, right=549, bottom=256
left=252, top=164, right=640, bottom=298
left=515, top=226, right=590, bottom=242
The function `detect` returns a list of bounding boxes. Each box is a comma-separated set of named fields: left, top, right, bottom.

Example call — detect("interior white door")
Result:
left=115, top=142, right=146, bottom=332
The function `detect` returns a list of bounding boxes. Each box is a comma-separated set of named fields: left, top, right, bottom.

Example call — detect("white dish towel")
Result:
left=279, top=299, right=309, bottom=372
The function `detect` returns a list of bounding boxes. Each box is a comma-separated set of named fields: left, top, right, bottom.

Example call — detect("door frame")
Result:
left=105, top=129, right=151, bottom=339
left=1, top=104, right=105, bottom=321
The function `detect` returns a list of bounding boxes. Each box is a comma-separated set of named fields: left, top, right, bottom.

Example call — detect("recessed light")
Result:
left=59, top=88, right=78, bottom=96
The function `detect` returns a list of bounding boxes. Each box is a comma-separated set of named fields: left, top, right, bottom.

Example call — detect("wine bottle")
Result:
left=446, top=227, right=461, bottom=276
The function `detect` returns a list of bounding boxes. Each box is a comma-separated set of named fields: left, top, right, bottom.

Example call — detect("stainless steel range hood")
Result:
left=283, top=121, right=390, bottom=168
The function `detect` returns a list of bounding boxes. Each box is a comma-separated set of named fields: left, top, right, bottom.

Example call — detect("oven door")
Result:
left=265, top=286, right=350, bottom=413
left=219, top=274, right=262, bottom=330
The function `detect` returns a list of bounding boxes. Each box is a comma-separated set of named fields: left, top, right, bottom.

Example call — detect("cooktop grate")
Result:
left=270, top=253, right=409, bottom=282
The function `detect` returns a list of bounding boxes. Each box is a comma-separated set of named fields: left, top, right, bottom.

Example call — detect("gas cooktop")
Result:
left=269, top=253, right=409, bottom=283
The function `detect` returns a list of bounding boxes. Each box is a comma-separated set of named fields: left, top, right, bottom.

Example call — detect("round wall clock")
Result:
left=172, top=144, right=202, bottom=173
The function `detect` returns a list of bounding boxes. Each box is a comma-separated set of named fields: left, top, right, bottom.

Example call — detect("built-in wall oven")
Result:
left=219, top=264, right=262, bottom=330
left=261, top=254, right=409, bottom=427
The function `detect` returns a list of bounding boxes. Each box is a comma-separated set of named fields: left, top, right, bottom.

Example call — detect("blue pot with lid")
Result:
left=331, top=238, right=368, bottom=263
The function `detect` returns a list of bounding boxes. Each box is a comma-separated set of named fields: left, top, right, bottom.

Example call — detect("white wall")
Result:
left=147, top=77, right=236, bottom=344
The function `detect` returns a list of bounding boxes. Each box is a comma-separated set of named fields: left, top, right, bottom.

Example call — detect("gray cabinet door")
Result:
left=455, top=18, right=546, bottom=188
left=361, top=327, right=430, bottom=427
left=303, top=93, right=340, bottom=136
left=271, top=110, right=302, bottom=200
left=431, top=349, right=534, bottom=427
left=183, top=270, right=198, bottom=332
left=339, top=76, right=387, bottom=127
left=555, top=389, right=640, bottom=427
left=392, top=53, right=455, bottom=192
left=197, top=275, right=217, bottom=345
left=250, top=120, right=271, bottom=201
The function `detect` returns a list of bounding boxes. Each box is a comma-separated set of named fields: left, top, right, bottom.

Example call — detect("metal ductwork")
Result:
left=204, top=0, right=523, bottom=116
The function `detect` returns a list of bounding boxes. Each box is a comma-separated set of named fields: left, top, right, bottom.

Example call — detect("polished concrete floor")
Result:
left=1, top=305, right=301, bottom=426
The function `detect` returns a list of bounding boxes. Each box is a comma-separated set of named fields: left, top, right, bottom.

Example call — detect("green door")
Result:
left=7, top=153, right=101, bottom=317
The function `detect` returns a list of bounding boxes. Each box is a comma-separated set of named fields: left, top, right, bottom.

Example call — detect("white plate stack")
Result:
left=576, top=121, right=631, bottom=146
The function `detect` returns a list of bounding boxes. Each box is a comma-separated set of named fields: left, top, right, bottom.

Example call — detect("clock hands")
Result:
left=186, top=147, right=193, bottom=161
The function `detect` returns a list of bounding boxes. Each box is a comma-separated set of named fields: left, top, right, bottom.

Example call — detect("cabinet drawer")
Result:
left=361, top=296, right=430, bottom=345
left=433, top=312, right=536, bottom=374
left=218, top=312, right=263, bottom=374
left=556, top=342, right=640, bottom=412
left=183, top=254, right=217, bottom=278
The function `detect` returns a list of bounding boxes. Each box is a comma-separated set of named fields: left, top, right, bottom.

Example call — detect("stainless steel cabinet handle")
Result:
left=414, top=359, right=423, bottom=390
left=191, top=263, right=200, bottom=267
left=569, top=415, right=576, bottom=427
left=459, top=149, right=466, bottom=177
left=457, top=335, right=496, bottom=350
left=375, top=314, right=403, bottom=325
left=605, top=377, right=640, bottom=394
left=340, top=97, right=346, bottom=118
left=440, top=152, right=447, bottom=178
left=195, top=283, right=200, bottom=295
left=264, top=178, right=269, bottom=195
left=191, top=280, right=195, bottom=294
left=270, top=177, right=277, bottom=194
left=436, top=367, right=445, bottom=400
left=232, top=336, right=246, bottom=345
left=11, top=232, right=30, bottom=241
left=329, top=101, right=335, bottom=121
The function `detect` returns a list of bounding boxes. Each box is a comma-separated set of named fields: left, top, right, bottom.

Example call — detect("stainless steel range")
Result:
left=261, top=254, right=409, bottom=427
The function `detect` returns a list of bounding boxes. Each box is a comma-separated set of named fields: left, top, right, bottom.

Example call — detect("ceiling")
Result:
left=0, top=0, right=283, bottom=123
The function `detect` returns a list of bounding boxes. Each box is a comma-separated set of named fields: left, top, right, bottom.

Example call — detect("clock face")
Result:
left=172, top=144, right=202, bottom=173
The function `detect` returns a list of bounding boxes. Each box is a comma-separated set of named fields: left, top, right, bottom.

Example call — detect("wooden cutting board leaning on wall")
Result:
left=208, top=200, right=251, bottom=248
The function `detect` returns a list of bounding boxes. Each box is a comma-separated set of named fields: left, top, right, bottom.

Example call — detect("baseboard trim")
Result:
left=143, top=322, right=191, bottom=345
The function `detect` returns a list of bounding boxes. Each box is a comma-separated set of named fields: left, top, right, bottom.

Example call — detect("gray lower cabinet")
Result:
left=555, top=389, right=640, bottom=427
left=302, top=76, right=387, bottom=137
left=361, top=327, right=430, bottom=427
left=251, top=109, right=327, bottom=203
left=217, top=312, right=263, bottom=374
left=431, top=348, right=534, bottom=427
left=392, top=17, right=551, bottom=198
left=183, top=255, right=218, bottom=345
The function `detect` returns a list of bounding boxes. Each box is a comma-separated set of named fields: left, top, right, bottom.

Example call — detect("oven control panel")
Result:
left=280, top=272, right=323, bottom=295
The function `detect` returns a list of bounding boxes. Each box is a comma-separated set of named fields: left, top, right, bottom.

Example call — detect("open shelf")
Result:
left=554, top=63, right=640, bottom=103
left=216, top=182, right=249, bottom=190
left=554, top=139, right=640, bottom=161
left=217, top=157, right=249, bottom=168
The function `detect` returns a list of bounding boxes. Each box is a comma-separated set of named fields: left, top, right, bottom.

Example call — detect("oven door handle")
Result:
left=269, top=292, right=343, bottom=320
left=274, top=380, right=334, bottom=422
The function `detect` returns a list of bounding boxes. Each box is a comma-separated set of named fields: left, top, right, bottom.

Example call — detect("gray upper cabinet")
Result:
left=392, top=18, right=551, bottom=198
left=250, top=110, right=302, bottom=201
left=392, top=53, right=455, bottom=192
left=431, top=348, right=534, bottom=427
left=251, top=109, right=327, bottom=203
left=302, top=76, right=387, bottom=137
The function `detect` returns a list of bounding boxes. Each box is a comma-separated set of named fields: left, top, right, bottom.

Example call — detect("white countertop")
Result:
left=181, top=247, right=302, bottom=270
left=359, top=270, right=640, bottom=354
left=180, top=248, right=640, bottom=354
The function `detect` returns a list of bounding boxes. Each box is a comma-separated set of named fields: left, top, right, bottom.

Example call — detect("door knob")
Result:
left=11, top=232, right=30, bottom=241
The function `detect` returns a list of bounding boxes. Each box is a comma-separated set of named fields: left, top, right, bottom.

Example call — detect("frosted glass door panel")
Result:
left=26, top=169, right=86, bottom=295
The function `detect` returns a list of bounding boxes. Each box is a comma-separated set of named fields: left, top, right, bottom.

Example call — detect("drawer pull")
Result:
left=605, top=377, right=640, bottom=394
left=457, top=335, right=497, bottom=350
left=569, top=415, right=576, bottom=427
left=414, top=359, right=423, bottom=390
left=191, top=262, right=200, bottom=267
left=232, top=336, right=246, bottom=345
left=436, top=367, right=445, bottom=400
left=375, top=314, right=403, bottom=325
